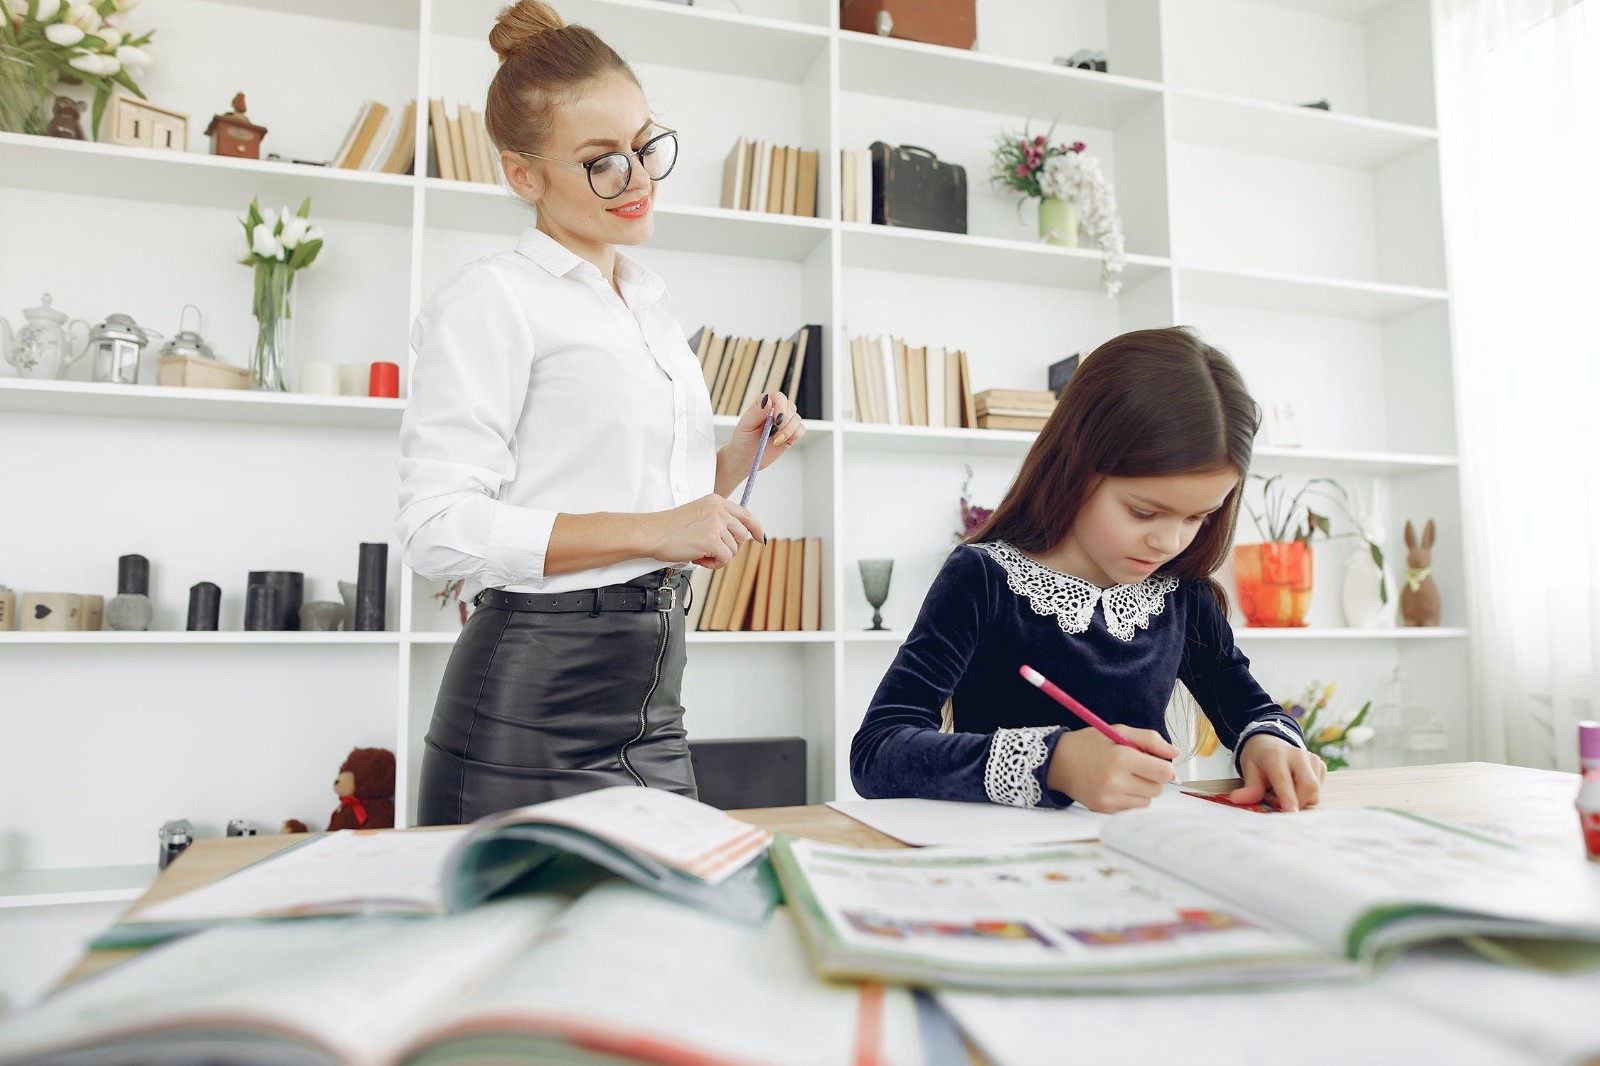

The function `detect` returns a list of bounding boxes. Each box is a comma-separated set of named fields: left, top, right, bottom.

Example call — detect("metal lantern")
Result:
left=87, top=313, right=162, bottom=385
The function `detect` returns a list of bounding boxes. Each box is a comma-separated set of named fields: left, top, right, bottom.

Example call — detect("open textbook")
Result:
left=98, top=786, right=778, bottom=948
left=0, top=882, right=923, bottom=1066
left=772, top=801, right=1600, bottom=993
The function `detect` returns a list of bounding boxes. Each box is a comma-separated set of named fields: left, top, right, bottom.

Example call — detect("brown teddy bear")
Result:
left=47, top=96, right=85, bottom=140
left=281, top=747, right=396, bottom=833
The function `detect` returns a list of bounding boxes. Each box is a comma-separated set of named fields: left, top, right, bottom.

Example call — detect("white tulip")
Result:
left=114, top=44, right=151, bottom=71
left=66, top=1, right=99, bottom=31
left=258, top=207, right=280, bottom=232
left=1346, top=726, right=1375, bottom=747
left=103, top=11, right=123, bottom=27
left=43, top=22, right=84, bottom=45
left=66, top=52, right=99, bottom=72
left=34, top=0, right=61, bottom=20
left=251, top=224, right=282, bottom=260
left=98, top=26, right=122, bottom=47
left=278, top=215, right=309, bottom=250
left=93, top=53, right=119, bottom=75
left=7, top=0, right=29, bottom=18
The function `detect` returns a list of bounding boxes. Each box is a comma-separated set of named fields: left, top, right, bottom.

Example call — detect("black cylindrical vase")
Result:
left=117, top=554, right=150, bottom=596
left=186, top=581, right=221, bottom=631
left=106, top=553, right=153, bottom=632
left=246, top=571, right=303, bottom=631
left=244, top=584, right=279, bottom=632
left=354, top=542, right=387, bottom=631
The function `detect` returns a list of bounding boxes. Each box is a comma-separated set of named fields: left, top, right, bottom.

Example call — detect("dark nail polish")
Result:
left=774, top=414, right=785, bottom=428
left=760, top=395, right=769, bottom=409
left=762, top=534, right=768, bottom=544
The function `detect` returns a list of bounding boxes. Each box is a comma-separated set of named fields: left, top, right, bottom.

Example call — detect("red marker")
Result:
left=1019, top=664, right=1154, bottom=755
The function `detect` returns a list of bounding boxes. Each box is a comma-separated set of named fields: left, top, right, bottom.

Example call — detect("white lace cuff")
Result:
left=1233, top=719, right=1307, bottom=774
left=984, top=726, right=1057, bottom=808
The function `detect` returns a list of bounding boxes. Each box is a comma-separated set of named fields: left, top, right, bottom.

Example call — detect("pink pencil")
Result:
left=1019, top=664, right=1151, bottom=754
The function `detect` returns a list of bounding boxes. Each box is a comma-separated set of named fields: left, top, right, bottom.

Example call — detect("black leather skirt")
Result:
left=417, top=569, right=696, bottom=825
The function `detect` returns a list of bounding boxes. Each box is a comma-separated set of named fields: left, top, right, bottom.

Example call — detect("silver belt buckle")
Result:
left=654, top=585, right=676, bottom=612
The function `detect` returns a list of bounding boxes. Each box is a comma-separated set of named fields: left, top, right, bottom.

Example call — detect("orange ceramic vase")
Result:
left=1233, top=542, right=1313, bottom=627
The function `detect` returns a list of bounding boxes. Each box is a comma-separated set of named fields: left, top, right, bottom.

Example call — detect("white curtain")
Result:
left=1435, top=0, right=1600, bottom=769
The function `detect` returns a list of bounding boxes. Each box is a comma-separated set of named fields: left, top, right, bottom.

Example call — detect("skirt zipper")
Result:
left=619, top=568, right=675, bottom=786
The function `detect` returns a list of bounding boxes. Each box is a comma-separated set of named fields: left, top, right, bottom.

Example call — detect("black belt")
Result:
left=475, top=576, right=682, bottom=614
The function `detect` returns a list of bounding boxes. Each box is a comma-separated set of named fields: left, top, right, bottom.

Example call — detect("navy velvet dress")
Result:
left=850, top=542, right=1304, bottom=808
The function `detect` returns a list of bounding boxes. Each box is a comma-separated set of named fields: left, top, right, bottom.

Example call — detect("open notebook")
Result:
left=98, top=786, right=778, bottom=948
left=772, top=800, right=1600, bottom=993
left=0, top=882, right=923, bottom=1066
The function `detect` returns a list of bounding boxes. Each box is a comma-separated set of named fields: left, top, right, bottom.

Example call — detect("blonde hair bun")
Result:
left=490, top=0, right=566, bottom=62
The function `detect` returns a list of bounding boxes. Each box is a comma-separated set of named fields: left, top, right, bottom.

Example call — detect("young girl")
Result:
left=398, top=1, right=804, bottom=824
left=850, top=327, right=1322, bottom=813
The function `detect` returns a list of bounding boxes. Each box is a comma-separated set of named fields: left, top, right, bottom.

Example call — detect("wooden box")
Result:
left=840, top=0, right=975, bottom=49
left=158, top=354, right=251, bottom=390
left=105, top=94, right=188, bottom=152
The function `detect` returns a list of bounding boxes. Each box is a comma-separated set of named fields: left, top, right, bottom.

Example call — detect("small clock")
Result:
left=203, top=92, right=268, bottom=160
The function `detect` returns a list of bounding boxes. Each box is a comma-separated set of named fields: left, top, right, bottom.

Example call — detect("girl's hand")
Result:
left=641, top=494, right=763, bottom=568
left=1045, top=727, right=1179, bottom=813
left=1231, top=734, right=1325, bottom=812
left=721, top=391, right=806, bottom=482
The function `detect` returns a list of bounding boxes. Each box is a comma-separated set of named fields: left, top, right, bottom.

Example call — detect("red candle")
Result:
left=369, top=361, right=400, bottom=398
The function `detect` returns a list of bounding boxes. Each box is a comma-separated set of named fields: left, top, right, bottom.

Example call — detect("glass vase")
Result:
left=1038, top=196, right=1080, bottom=247
left=250, top=261, right=295, bottom=392
left=0, top=49, right=52, bottom=136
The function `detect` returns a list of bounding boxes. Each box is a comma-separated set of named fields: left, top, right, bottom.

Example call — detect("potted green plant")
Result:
left=1236, top=474, right=1387, bottom=628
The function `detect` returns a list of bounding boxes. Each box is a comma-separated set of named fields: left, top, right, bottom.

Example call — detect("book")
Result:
left=699, top=331, right=728, bottom=393
left=800, top=537, right=822, bottom=631
left=683, top=565, right=714, bottom=631
left=842, top=148, right=857, bottom=222
left=787, top=324, right=824, bottom=422
left=768, top=144, right=788, bottom=212
left=764, top=537, right=790, bottom=631
left=458, top=104, right=486, bottom=183
left=795, top=148, right=818, bottom=217
left=446, top=106, right=469, bottom=184
left=378, top=99, right=417, bottom=175
left=749, top=139, right=769, bottom=213
left=328, top=100, right=372, bottom=169
left=782, top=143, right=801, bottom=214
left=772, top=799, right=1600, bottom=994
left=727, top=538, right=766, bottom=630
left=706, top=540, right=755, bottom=631
left=338, top=100, right=387, bottom=170
left=353, top=105, right=393, bottom=171
left=0, top=882, right=920, bottom=1066
left=783, top=537, right=805, bottom=631
left=926, top=345, right=947, bottom=429
left=976, top=414, right=1049, bottom=431
left=740, top=338, right=778, bottom=413
left=720, top=135, right=748, bottom=210
left=428, top=98, right=454, bottom=180
left=762, top=336, right=795, bottom=400
left=956, top=350, right=976, bottom=429
left=99, top=786, right=779, bottom=949
left=696, top=560, right=729, bottom=631
left=749, top=538, right=776, bottom=632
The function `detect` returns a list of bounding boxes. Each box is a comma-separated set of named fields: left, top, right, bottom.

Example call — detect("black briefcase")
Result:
left=869, top=142, right=967, bottom=235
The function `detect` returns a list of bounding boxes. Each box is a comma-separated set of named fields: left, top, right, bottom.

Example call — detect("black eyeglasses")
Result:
left=515, top=128, right=679, bottom=200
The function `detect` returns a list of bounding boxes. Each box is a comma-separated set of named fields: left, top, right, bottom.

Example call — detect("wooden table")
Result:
left=57, top=761, right=1584, bottom=990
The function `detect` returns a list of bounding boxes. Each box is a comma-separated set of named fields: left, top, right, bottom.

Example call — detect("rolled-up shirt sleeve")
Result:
left=396, top=263, right=556, bottom=588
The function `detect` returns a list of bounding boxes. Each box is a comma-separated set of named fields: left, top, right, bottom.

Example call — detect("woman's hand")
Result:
left=640, top=494, right=763, bottom=569
left=1231, top=734, right=1325, bottom=812
left=716, top=392, right=806, bottom=496
left=1045, top=727, right=1179, bottom=813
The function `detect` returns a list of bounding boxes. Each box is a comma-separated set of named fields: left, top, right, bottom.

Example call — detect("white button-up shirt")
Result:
left=396, top=227, right=716, bottom=595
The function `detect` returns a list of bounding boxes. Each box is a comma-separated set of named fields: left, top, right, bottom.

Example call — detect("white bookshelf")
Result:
left=0, top=0, right=1464, bottom=1003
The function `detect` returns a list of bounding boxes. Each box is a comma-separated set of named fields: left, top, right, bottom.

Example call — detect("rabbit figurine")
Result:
left=1400, top=519, right=1441, bottom=627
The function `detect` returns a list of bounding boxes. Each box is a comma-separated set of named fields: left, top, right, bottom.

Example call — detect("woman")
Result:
left=398, top=0, right=804, bottom=824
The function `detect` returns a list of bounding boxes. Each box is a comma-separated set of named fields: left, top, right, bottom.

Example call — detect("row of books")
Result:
left=427, top=99, right=498, bottom=184
left=691, top=324, right=823, bottom=420
left=684, top=538, right=823, bottom=633
left=847, top=334, right=976, bottom=428
left=330, top=99, right=416, bottom=174
left=719, top=137, right=820, bottom=217
left=839, top=148, right=874, bottom=224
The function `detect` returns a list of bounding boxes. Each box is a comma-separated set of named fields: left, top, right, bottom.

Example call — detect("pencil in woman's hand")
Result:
left=1019, top=664, right=1157, bottom=756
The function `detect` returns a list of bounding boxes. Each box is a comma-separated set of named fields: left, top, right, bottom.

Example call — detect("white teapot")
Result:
left=1, top=293, right=91, bottom=379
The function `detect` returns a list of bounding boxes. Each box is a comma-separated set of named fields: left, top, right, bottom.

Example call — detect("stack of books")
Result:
left=684, top=538, right=824, bottom=633
left=329, top=99, right=417, bottom=173
left=973, top=388, right=1057, bottom=431
left=427, top=99, right=499, bottom=185
left=720, top=137, right=819, bottom=216
left=846, top=334, right=975, bottom=428
left=839, top=147, right=873, bottom=223
left=691, top=325, right=823, bottom=421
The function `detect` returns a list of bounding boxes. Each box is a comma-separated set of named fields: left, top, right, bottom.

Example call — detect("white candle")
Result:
left=299, top=360, right=339, bottom=395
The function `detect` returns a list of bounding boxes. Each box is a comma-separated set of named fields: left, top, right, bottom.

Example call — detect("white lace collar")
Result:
left=978, top=541, right=1180, bottom=642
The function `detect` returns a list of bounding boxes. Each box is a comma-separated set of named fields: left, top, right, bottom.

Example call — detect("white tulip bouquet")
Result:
left=0, top=0, right=154, bottom=137
left=238, top=197, right=324, bottom=391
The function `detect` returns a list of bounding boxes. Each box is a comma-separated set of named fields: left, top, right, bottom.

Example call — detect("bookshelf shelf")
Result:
left=837, top=35, right=1161, bottom=126
left=0, top=379, right=406, bottom=429
left=1167, top=88, right=1437, bottom=169
left=0, top=865, right=157, bottom=911
left=1177, top=265, right=1449, bottom=321
left=841, top=224, right=1168, bottom=289
left=0, top=131, right=415, bottom=226
left=0, top=632, right=404, bottom=646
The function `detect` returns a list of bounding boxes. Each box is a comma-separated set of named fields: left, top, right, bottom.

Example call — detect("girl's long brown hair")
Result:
left=970, top=327, right=1259, bottom=608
